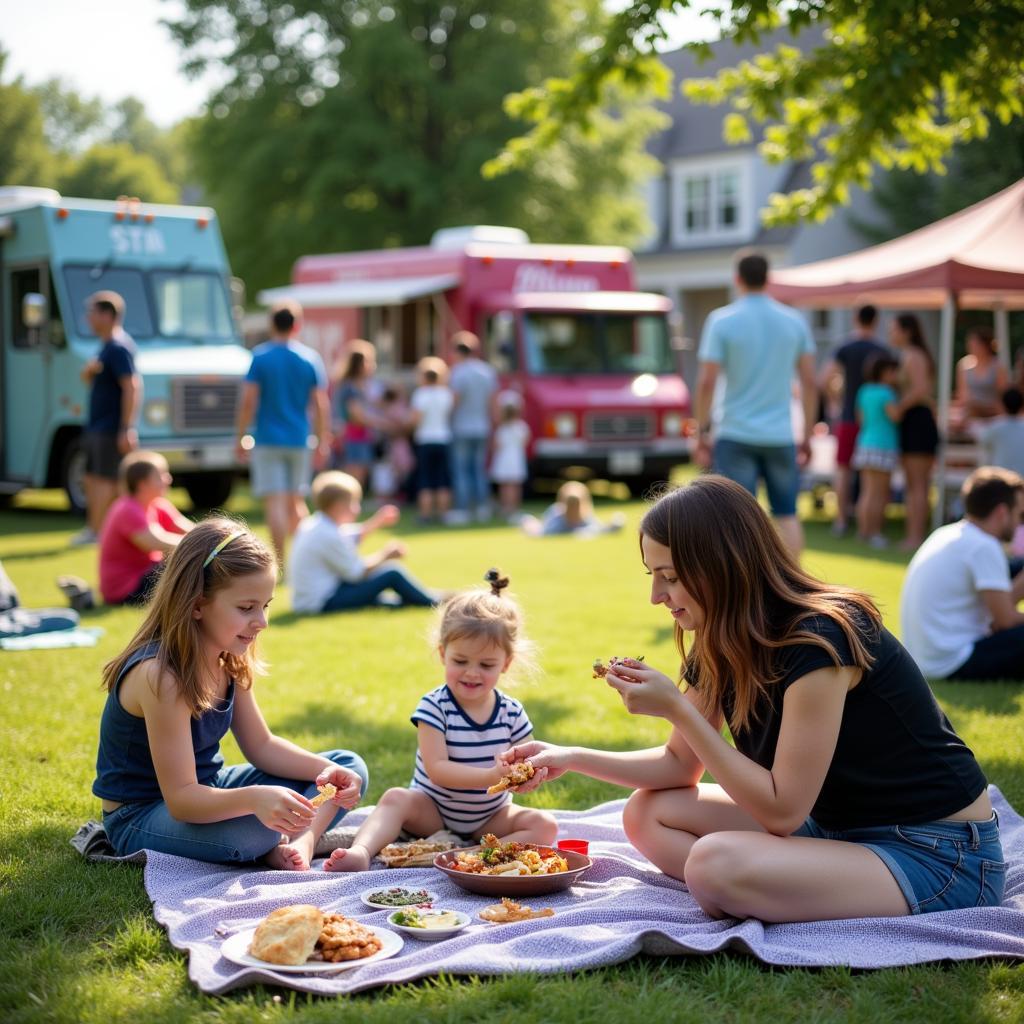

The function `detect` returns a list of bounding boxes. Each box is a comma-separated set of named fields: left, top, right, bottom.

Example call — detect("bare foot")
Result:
left=323, top=845, right=371, bottom=872
left=265, top=830, right=317, bottom=871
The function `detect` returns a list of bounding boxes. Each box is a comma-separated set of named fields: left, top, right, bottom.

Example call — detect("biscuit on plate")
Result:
left=249, top=904, right=324, bottom=965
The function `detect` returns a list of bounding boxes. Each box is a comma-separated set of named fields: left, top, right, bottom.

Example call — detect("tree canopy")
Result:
left=494, top=0, right=1024, bottom=226
left=165, top=0, right=665, bottom=295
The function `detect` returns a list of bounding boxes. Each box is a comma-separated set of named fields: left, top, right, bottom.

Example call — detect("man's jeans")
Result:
left=322, top=564, right=436, bottom=611
left=451, top=436, right=490, bottom=511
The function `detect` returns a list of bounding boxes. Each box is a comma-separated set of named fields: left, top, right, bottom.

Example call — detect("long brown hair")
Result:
left=639, top=477, right=881, bottom=734
left=101, top=517, right=275, bottom=717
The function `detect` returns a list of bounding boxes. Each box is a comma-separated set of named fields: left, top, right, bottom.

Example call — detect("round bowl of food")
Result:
left=433, top=834, right=592, bottom=896
left=386, top=907, right=471, bottom=941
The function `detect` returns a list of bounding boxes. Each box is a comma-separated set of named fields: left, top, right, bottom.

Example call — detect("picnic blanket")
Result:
left=138, top=784, right=1024, bottom=994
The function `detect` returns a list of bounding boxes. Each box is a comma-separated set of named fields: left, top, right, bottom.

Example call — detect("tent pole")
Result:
left=994, top=305, right=1011, bottom=367
left=933, top=294, right=956, bottom=531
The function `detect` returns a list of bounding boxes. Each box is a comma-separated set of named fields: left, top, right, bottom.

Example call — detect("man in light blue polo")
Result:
left=694, top=251, right=818, bottom=555
left=235, top=301, right=330, bottom=567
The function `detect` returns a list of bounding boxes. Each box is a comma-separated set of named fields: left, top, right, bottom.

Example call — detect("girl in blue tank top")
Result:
left=93, top=518, right=368, bottom=869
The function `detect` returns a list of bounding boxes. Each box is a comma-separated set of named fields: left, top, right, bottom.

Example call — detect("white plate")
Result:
left=220, top=923, right=402, bottom=973
left=386, top=908, right=470, bottom=941
left=360, top=886, right=439, bottom=910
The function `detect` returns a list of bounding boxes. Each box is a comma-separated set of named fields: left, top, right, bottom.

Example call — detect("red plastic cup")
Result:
left=557, top=839, right=590, bottom=857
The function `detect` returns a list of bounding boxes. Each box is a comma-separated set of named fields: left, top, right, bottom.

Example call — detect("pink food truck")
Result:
left=258, top=226, right=689, bottom=490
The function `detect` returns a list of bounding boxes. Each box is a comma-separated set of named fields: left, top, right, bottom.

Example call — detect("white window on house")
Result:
left=672, top=159, right=749, bottom=245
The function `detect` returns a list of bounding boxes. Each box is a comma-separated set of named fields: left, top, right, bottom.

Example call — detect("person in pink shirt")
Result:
left=99, top=452, right=192, bottom=605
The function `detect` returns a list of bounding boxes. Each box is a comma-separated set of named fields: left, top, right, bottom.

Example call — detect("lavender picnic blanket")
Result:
left=146, top=785, right=1024, bottom=995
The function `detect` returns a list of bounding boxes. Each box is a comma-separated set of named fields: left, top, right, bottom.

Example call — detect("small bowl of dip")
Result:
left=387, top=907, right=471, bottom=941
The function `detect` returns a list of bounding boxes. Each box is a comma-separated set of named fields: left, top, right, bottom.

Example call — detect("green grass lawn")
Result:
left=1, top=485, right=1022, bottom=1023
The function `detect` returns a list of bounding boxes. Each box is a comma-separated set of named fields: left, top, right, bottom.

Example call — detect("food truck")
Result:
left=0, top=187, right=249, bottom=512
left=259, top=226, right=689, bottom=490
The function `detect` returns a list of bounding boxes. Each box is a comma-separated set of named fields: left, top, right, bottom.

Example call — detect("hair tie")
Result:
left=484, top=568, right=509, bottom=596
left=203, top=530, right=244, bottom=569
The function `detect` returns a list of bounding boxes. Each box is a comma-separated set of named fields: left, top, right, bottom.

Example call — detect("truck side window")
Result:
left=485, top=312, right=517, bottom=373
left=9, top=268, right=41, bottom=349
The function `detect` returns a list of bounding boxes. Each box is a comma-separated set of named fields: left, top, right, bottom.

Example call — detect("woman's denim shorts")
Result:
left=794, top=813, right=1005, bottom=914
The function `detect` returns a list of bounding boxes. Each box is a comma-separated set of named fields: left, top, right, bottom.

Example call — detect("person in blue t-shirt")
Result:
left=235, top=302, right=330, bottom=567
left=852, top=355, right=901, bottom=548
left=694, top=251, right=818, bottom=556
left=73, top=291, right=141, bottom=547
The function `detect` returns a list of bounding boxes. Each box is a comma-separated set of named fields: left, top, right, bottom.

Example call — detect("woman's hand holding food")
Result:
left=603, top=659, right=684, bottom=720
left=498, top=741, right=571, bottom=788
left=315, top=766, right=363, bottom=809
left=253, top=785, right=316, bottom=834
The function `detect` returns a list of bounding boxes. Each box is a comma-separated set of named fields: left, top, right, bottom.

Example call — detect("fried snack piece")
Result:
left=378, top=838, right=459, bottom=868
left=249, top=904, right=324, bottom=965
left=309, top=782, right=337, bottom=808
left=593, top=655, right=645, bottom=678
left=487, top=761, right=535, bottom=794
left=479, top=897, right=555, bottom=924
left=317, top=913, right=383, bottom=962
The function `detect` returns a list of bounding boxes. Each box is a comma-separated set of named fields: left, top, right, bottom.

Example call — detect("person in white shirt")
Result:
left=900, top=466, right=1024, bottom=680
left=288, top=472, right=439, bottom=614
left=410, top=358, right=454, bottom=524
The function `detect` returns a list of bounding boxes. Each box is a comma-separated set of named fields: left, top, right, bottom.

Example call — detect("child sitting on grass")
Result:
left=93, top=518, right=367, bottom=870
left=288, top=471, right=440, bottom=613
left=520, top=481, right=626, bottom=537
left=324, top=569, right=557, bottom=871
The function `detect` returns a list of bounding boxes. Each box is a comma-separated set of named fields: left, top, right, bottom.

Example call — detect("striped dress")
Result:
left=410, top=685, right=533, bottom=834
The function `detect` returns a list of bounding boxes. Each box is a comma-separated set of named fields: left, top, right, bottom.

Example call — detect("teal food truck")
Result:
left=0, top=187, right=248, bottom=512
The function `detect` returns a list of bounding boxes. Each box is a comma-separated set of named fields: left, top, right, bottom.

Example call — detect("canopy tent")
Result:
left=257, top=273, right=460, bottom=310
left=767, top=178, right=1024, bottom=526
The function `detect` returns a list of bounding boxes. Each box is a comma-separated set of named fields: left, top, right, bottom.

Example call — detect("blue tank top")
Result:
left=92, top=641, right=234, bottom=803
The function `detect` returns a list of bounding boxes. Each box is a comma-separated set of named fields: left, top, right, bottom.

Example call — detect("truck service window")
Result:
left=151, top=271, right=235, bottom=340
left=64, top=266, right=154, bottom=339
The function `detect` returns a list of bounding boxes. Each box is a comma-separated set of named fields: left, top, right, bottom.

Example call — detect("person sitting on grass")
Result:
left=520, top=481, right=626, bottom=537
left=502, top=476, right=1002, bottom=922
left=324, top=569, right=557, bottom=871
left=98, top=451, right=192, bottom=606
left=93, top=518, right=368, bottom=870
left=288, top=470, right=440, bottom=614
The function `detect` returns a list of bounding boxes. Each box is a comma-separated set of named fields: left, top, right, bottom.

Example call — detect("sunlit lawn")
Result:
left=1, top=482, right=1021, bottom=1023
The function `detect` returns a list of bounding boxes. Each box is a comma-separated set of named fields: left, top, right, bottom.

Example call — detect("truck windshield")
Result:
left=151, top=271, right=234, bottom=340
left=523, top=312, right=674, bottom=375
left=63, top=266, right=236, bottom=341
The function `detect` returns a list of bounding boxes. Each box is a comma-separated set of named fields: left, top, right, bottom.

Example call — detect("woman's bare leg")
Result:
left=622, top=783, right=765, bottom=879
left=684, top=831, right=909, bottom=921
left=901, top=454, right=935, bottom=548
left=323, top=788, right=443, bottom=872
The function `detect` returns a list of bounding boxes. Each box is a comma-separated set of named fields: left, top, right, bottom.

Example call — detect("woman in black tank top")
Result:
left=500, top=477, right=1003, bottom=922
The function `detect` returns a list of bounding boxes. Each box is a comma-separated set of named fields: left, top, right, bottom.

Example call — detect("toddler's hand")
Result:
left=316, top=766, right=363, bottom=810
left=252, top=786, right=315, bottom=834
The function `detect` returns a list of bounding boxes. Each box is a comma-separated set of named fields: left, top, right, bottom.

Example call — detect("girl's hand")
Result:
left=604, top=663, right=684, bottom=720
left=315, top=766, right=363, bottom=810
left=252, top=786, right=316, bottom=834
left=497, top=741, right=571, bottom=783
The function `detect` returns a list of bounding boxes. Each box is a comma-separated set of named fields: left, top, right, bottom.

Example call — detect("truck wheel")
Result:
left=61, top=437, right=88, bottom=515
left=181, top=473, right=235, bottom=512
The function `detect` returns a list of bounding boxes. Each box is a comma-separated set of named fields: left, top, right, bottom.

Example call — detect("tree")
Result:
left=58, top=143, right=180, bottom=205
left=0, top=51, right=58, bottom=187
left=164, top=0, right=665, bottom=295
left=493, top=0, right=1024, bottom=227
left=33, top=78, right=106, bottom=156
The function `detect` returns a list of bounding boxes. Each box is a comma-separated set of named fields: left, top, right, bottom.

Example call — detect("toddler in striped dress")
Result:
left=325, top=570, right=557, bottom=871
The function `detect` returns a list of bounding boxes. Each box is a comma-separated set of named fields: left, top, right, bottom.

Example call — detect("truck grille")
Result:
left=584, top=412, right=654, bottom=442
left=172, top=379, right=240, bottom=432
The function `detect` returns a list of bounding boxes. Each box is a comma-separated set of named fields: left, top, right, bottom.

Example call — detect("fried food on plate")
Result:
left=317, top=913, right=383, bottom=962
left=480, top=897, right=555, bottom=924
left=248, top=904, right=324, bottom=965
left=309, top=782, right=337, bottom=808
left=452, top=834, right=569, bottom=876
left=487, top=761, right=535, bottom=794
left=378, top=838, right=459, bottom=868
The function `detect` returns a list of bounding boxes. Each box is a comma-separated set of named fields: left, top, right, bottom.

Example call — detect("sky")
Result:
left=1, top=0, right=717, bottom=127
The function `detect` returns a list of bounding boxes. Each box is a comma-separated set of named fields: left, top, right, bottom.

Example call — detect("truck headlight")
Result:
left=144, top=399, right=170, bottom=427
left=662, top=412, right=683, bottom=437
left=552, top=412, right=577, bottom=438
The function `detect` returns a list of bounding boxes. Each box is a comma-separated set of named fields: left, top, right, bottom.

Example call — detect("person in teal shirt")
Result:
left=853, top=355, right=901, bottom=548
